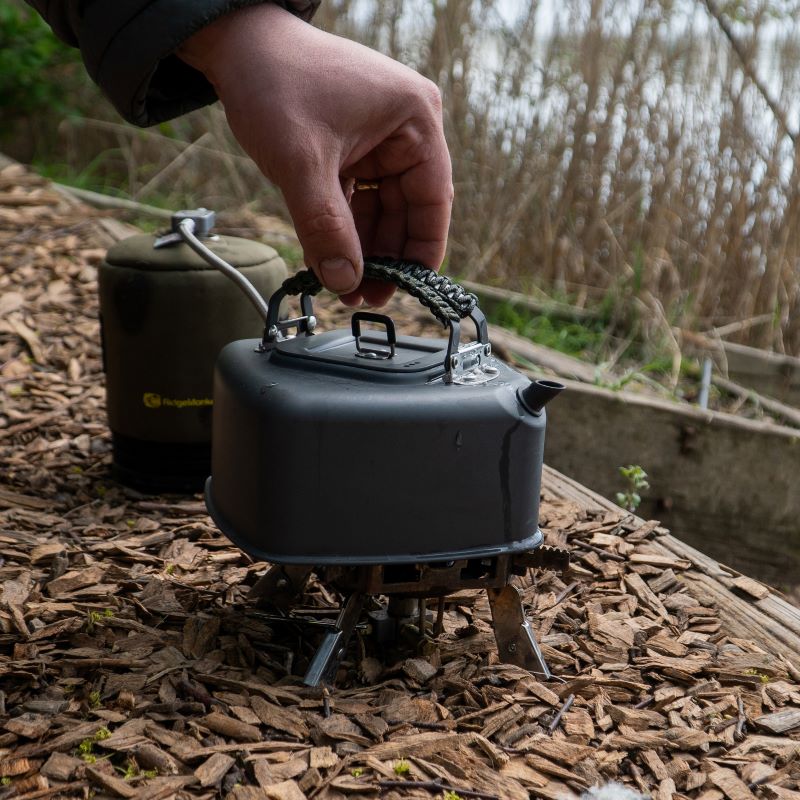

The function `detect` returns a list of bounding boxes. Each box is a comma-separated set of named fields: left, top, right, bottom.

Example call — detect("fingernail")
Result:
left=319, top=258, right=357, bottom=293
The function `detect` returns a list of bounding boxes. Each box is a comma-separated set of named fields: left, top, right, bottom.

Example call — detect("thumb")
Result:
left=281, top=167, right=363, bottom=294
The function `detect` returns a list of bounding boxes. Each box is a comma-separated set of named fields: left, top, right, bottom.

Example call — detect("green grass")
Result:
left=485, top=297, right=700, bottom=401
left=490, top=301, right=611, bottom=361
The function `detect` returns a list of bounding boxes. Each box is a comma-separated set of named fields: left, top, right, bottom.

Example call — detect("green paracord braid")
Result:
left=278, top=257, right=478, bottom=327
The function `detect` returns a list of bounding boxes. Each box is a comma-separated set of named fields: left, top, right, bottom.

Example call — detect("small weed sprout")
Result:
left=77, top=739, right=95, bottom=762
left=1, top=777, right=12, bottom=786
left=393, top=759, right=411, bottom=776
left=442, top=791, right=463, bottom=800
left=88, top=691, right=102, bottom=709
left=119, top=760, right=157, bottom=781
left=615, top=465, right=649, bottom=512
left=350, top=767, right=364, bottom=778
left=76, top=728, right=111, bottom=762
left=86, top=609, right=109, bottom=633
left=85, top=611, right=96, bottom=632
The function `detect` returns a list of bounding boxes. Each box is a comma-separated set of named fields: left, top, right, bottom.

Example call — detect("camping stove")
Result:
left=249, top=547, right=569, bottom=686
left=168, top=210, right=568, bottom=688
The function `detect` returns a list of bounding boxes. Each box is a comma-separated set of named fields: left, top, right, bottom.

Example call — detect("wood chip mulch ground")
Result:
left=1, top=161, right=800, bottom=800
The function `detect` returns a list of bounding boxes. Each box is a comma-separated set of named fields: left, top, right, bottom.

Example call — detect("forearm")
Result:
left=23, top=0, right=320, bottom=126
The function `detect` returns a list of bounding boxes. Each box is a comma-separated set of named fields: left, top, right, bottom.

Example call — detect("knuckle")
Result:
left=402, top=76, right=443, bottom=119
left=294, top=206, right=350, bottom=240
left=419, top=78, right=443, bottom=112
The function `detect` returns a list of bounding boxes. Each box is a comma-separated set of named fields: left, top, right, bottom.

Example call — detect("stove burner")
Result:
left=248, top=546, right=569, bottom=687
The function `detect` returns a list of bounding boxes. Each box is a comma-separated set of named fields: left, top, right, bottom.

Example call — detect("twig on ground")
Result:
left=547, top=693, right=575, bottom=734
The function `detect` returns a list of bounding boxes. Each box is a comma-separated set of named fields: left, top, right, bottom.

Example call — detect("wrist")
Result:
left=176, top=4, right=293, bottom=87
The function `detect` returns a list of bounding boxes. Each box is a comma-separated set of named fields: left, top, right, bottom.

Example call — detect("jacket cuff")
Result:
left=81, top=1, right=320, bottom=127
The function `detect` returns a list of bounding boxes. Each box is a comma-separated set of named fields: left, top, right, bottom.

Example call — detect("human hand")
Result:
left=178, top=4, right=453, bottom=307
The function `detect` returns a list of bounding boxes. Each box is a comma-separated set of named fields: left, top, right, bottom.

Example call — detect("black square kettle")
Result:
left=203, top=257, right=564, bottom=565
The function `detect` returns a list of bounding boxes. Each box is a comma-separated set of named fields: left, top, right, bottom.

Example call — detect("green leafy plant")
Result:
left=615, top=465, right=649, bottom=512
left=0, top=2, right=81, bottom=125
left=85, top=609, right=112, bottom=633
left=350, top=768, right=364, bottom=778
left=120, top=762, right=137, bottom=781
left=442, top=792, right=463, bottom=800
left=491, top=301, right=610, bottom=361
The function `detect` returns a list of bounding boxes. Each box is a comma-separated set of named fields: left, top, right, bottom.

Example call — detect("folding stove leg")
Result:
left=248, top=565, right=313, bottom=611
left=487, top=585, right=551, bottom=680
left=303, top=592, right=365, bottom=687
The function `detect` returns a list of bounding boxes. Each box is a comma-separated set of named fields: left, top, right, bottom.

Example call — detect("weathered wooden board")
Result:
left=684, top=330, right=800, bottom=409
left=721, top=339, right=800, bottom=408
left=543, top=379, right=800, bottom=591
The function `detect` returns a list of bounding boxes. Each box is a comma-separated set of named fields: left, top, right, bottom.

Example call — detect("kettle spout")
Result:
left=519, top=379, right=565, bottom=414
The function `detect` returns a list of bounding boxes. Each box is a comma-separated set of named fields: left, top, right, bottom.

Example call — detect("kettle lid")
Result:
left=270, top=311, right=449, bottom=381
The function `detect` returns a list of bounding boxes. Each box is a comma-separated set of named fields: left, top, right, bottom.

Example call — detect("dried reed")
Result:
left=27, top=0, right=800, bottom=355
left=319, top=0, right=800, bottom=356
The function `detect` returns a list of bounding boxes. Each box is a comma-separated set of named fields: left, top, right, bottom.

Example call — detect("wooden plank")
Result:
left=489, top=327, right=611, bottom=384
left=721, top=340, right=800, bottom=407
left=542, top=465, right=800, bottom=663
left=682, top=330, right=800, bottom=408
left=711, top=372, right=800, bottom=429
left=51, top=183, right=172, bottom=220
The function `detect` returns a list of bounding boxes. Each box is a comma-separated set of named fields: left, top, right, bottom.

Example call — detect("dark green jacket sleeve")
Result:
left=25, top=1, right=319, bottom=127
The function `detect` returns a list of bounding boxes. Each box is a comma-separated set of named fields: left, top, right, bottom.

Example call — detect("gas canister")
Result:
left=98, top=210, right=287, bottom=492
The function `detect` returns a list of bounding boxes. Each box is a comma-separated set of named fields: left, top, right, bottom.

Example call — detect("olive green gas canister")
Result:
left=99, top=210, right=287, bottom=492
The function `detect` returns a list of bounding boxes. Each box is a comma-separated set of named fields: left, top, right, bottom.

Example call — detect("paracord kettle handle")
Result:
left=262, top=259, right=490, bottom=383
